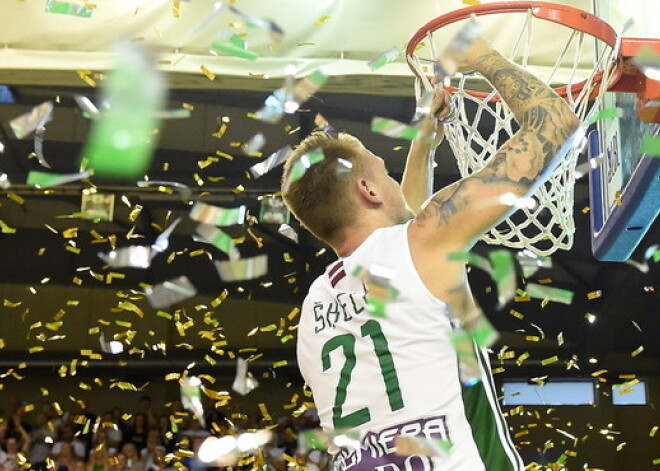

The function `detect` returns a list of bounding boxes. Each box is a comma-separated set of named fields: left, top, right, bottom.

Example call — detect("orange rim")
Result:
left=406, top=1, right=619, bottom=102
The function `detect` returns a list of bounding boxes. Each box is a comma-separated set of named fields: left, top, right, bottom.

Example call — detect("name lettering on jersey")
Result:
left=333, top=415, right=451, bottom=471
left=313, top=292, right=367, bottom=333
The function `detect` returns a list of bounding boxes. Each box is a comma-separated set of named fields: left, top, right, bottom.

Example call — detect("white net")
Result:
left=410, top=8, right=619, bottom=255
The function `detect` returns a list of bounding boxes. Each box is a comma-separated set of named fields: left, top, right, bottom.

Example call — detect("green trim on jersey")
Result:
left=461, top=349, right=523, bottom=471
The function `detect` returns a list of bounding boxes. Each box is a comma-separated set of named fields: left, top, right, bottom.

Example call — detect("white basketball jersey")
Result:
left=297, top=222, right=486, bottom=470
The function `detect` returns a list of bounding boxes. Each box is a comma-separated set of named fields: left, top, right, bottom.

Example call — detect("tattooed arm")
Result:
left=401, top=89, right=451, bottom=213
left=410, top=39, right=579, bottom=251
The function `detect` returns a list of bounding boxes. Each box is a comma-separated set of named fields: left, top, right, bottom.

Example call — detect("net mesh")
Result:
left=410, top=8, right=619, bottom=255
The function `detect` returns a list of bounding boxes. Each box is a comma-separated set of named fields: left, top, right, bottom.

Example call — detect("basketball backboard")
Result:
left=589, top=0, right=660, bottom=261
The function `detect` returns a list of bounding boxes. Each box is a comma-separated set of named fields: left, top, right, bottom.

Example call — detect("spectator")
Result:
left=180, top=419, right=209, bottom=441
left=52, top=425, right=86, bottom=460
left=122, top=414, right=148, bottom=452
left=52, top=442, right=76, bottom=471
left=135, top=397, right=157, bottom=430
left=139, top=430, right=164, bottom=471
left=28, top=412, right=56, bottom=467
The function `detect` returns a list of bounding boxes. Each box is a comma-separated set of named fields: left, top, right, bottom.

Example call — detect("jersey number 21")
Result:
left=321, top=319, right=404, bottom=428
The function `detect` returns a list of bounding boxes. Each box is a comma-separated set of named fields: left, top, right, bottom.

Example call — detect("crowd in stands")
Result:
left=0, top=396, right=329, bottom=471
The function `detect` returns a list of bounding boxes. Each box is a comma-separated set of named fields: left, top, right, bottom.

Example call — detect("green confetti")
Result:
left=46, top=0, right=93, bottom=17
left=371, top=117, right=420, bottom=140
left=80, top=43, right=165, bottom=178
left=489, top=250, right=516, bottom=307
left=587, top=106, right=623, bottom=125
left=368, top=46, right=400, bottom=71
left=447, top=251, right=492, bottom=272
left=469, top=316, right=498, bottom=349
left=641, top=135, right=660, bottom=156
left=525, top=283, right=574, bottom=305
left=211, top=32, right=260, bottom=61
left=451, top=329, right=481, bottom=386
left=288, top=152, right=325, bottom=182
left=27, top=170, right=91, bottom=187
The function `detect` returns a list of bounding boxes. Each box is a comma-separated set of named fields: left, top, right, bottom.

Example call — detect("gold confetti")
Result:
left=201, top=65, right=216, bottom=81
left=516, top=352, right=530, bottom=366
left=650, top=426, right=658, bottom=437
left=591, top=369, right=608, bottom=377
left=258, top=403, right=272, bottom=422
left=314, top=14, right=331, bottom=26
left=0, top=220, right=17, bottom=233
left=631, top=346, right=644, bottom=357
left=509, top=309, right=524, bottom=319
left=541, top=356, right=559, bottom=366
left=587, top=290, right=602, bottom=299
left=211, top=290, right=229, bottom=307
left=557, top=332, right=564, bottom=346
left=29, top=346, right=45, bottom=353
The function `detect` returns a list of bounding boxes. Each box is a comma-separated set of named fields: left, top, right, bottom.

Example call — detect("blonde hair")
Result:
left=282, top=131, right=365, bottom=245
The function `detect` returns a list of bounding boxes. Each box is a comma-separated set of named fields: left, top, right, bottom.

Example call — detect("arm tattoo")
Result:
left=415, top=50, right=579, bottom=231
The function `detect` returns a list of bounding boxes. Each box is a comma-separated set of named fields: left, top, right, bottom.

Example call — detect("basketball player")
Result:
left=282, top=37, right=579, bottom=471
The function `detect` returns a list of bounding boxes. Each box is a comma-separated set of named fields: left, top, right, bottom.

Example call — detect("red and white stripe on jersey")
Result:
left=328, top=260, right=346, bottom=288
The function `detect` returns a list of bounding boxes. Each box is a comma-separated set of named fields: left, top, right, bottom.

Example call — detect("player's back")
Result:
left=297, top=222, right=485, bottom=470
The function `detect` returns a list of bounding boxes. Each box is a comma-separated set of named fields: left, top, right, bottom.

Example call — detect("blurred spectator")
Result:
left=122, top=414, right=148, bottom=452
left=52, top=425, right=87, bottom=460
left=180, top=419, right=209, bottom=441
left=28, top=412, right=56, bottom=467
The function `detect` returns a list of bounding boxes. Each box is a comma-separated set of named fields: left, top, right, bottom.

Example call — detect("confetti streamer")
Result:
left=151, top=217, right=182, bottom=255
left=99, top=332, right=124, bottom=354
left=395, top=435, right=452, bottom=457
left=631, top=46, right=660, bottom=81
left=181, top=376, right=205, bottom=426
left=137, top=180, right=193, bottom=200
left=27, top=170, right=91, bottom=187
left=287, top=151, right=325, bottom=182
left=145, top=276, right=197, bottom=309
left=435, top=18, right=484, bottom=78
left=45, top=0, right=93, bottom=17
left=525, top=283, right=574, bottom=305
left=80, top=42, right=165, bottom=178
left=516, top=250, right=552, bottom=278
left=227, top=4, right=284, bottom=42
left=255, top=70, right=328, bottom=123
left=98, top=246, right=152, bottom=268
left=371, top=117, right=420, bottom=140
left=0, top=173, right=9, bottom=190
left=211, top=30, right=259, bottom=60
left=314, top=113, right=338, bottom=137
left=645, top=244, right=660, bottom=262
left=232, top=358, right=259, bottom=395
left=352, top=264, right=399, bottom=316
left=489, top=250, right=516, bottom=307
left=9, top=101, right=54, bottom=139
left=249, top=145, right=292, bottom=178
left=451, top=328, right=481, bottom=386
left=190, top=202, right=246, bottom=226
left=368, top=46, right=400, bottom=71
left=195, top=224, right=239, bottom=259
left=214, top=254, right=268, bottom=281
left=242, top=132, right=266, bottom=155
left=278, top=224, right=298, bottom=243
left=33, top=102, right=55, bottom=168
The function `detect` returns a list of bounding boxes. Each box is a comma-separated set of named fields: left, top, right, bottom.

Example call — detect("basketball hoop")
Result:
left=407, top=2, right=623, bottom=256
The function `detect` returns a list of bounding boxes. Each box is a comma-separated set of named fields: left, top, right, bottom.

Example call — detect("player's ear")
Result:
left=356, top=178, right=382, bottom=205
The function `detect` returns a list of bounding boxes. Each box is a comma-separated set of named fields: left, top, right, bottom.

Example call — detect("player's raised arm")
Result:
left=410, top=38, right=580, bottom=251
left=400, top=88, right=451, bottom=213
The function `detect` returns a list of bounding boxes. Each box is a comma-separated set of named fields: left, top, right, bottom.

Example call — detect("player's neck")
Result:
left=334, top=214, right=393, bottom=257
